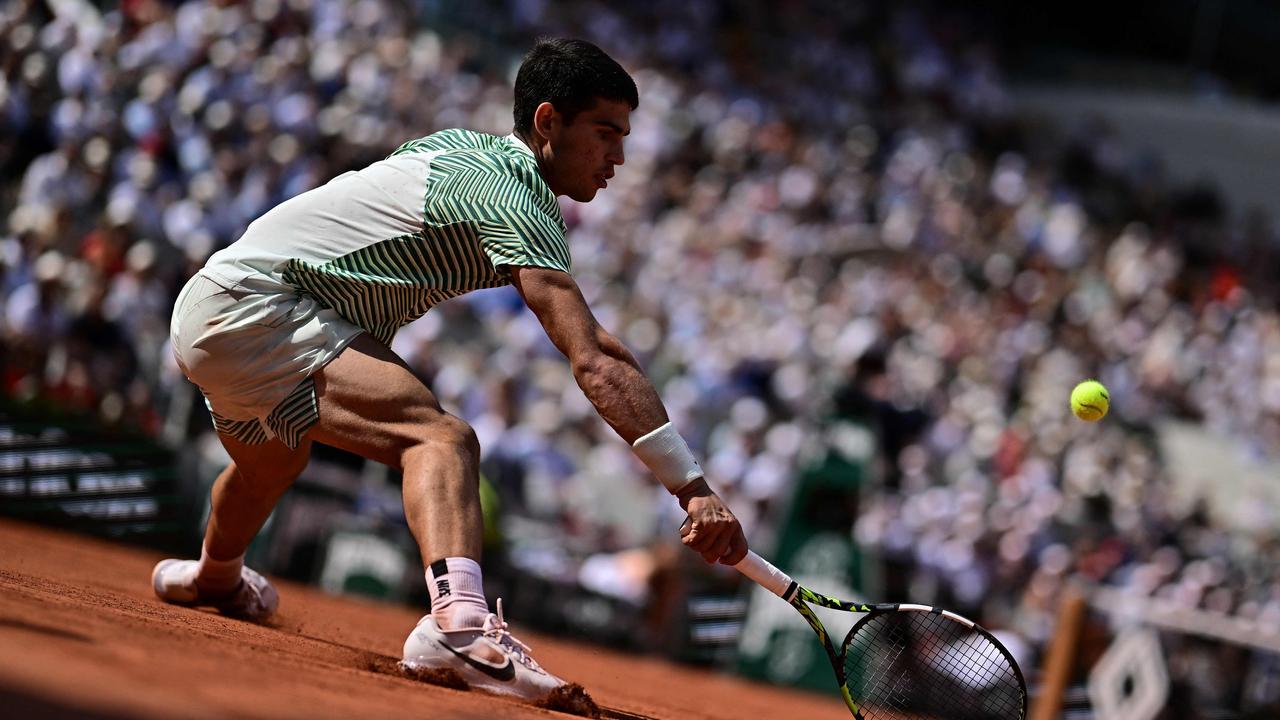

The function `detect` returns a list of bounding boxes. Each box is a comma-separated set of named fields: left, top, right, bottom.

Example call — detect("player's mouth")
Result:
left=595, top=170, right=614, bottom=189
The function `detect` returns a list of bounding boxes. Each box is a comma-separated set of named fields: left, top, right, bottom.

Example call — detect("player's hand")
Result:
left=677, top=478, right=749, bottom=565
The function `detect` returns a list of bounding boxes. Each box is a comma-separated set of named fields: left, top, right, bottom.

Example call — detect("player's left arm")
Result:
left=510, top=265, right=748, bottom=565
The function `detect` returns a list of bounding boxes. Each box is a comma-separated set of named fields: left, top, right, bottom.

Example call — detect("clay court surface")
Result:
left=0, top=519, right=844, bottom=719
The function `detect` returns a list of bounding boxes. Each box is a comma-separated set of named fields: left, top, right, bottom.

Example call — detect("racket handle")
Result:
left=734, top=550, right=795, bottom=599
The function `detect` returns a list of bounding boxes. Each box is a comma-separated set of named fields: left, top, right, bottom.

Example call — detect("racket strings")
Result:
left=843, top=612, right=1024, bottom=719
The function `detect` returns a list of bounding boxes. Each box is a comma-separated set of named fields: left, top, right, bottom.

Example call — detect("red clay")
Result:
left=0, top=519, right=845, bottom=719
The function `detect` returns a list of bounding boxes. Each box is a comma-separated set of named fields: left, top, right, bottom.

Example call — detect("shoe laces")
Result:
left=482, top=598, right=542, bottom=671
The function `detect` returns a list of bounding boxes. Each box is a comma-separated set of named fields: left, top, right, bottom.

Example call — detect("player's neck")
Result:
left=513, top=129, right=559, bottom=196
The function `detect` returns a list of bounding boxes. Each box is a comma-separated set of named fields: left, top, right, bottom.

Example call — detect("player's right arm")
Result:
left=509, top=265, right=748, bottom=565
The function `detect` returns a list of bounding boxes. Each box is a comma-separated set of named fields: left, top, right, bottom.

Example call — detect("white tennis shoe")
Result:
left=151, top=558, right=279, bottom=622
left=401, top=599, right=566, bottom=701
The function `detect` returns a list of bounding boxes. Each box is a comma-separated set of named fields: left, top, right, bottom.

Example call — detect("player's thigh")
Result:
left=308, top=333, right=465, bottom=468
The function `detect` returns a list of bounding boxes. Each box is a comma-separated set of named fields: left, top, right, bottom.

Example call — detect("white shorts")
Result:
left=169, top=272, right=365, bottom=447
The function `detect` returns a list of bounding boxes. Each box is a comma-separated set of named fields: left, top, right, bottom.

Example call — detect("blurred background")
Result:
left=3, top=0, right=1279, bottom=717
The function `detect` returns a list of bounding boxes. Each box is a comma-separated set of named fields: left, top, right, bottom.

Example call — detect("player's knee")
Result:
left=279, top=447, right=311, bottom=482
left=441, top=415, right=481, bottom=463
left=405, top=414, right=480, bottom=467
left=230, top=443, right=309, bottom=492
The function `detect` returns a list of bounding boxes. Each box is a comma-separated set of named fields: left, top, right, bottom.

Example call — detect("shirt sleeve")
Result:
left=476, top=212, right=571, bottom=274
left=435, top=167, right=571, bottom=275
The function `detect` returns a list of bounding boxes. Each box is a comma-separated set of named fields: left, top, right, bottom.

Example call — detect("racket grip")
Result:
left=734, top=551, right=794, bottom=598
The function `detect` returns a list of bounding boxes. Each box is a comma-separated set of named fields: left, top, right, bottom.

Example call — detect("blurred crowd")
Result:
left=3, top=0, right=1279, bottom=688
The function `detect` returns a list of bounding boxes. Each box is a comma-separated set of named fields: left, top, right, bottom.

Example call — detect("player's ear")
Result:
left=532, top=102, right=559, bottom=141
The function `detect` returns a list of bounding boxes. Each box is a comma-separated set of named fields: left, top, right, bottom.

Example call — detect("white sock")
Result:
left=427, top=557, right=489, bottom=631
left=196, top=544, right=244, bottom=594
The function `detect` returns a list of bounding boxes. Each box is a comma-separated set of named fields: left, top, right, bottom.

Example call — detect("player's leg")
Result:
left=307, top=334, right=485, bottom=602
left=197, top=434, right=312, bottom=592
left=153, top=433, right=309, bottom=620
left=306, top=334, right=565, bottom=699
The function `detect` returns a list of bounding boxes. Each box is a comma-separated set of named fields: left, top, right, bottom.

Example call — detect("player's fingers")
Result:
left=719, top=528, right=748, bottom=565
left=705, top=526, right=734, bottom=564
left=688, top=522, right=724, bottom=553
left=680, top=518, right=702, bottom=547
left=698, top=525, right=728, bottom=563
left=681, top=524, right=706, bottom=550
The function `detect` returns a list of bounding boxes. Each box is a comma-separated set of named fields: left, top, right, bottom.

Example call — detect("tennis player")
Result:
left=151, top=38, right=749, bottom=702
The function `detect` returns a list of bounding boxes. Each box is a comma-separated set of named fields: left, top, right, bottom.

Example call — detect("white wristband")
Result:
left=632, top=422, right=703, bottom=495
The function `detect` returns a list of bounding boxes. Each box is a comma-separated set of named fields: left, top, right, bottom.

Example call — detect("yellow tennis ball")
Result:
left=1071, top=380, right=1109, bottom=421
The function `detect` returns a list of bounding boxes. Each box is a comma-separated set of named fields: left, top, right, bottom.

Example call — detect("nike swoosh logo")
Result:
left=439, top=642, right=516, bottom=682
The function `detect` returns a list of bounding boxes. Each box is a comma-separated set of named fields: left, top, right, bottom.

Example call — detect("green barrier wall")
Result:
left=0, top=399, right=189, bottom=549
left=735, top=420, right=874, bottom=692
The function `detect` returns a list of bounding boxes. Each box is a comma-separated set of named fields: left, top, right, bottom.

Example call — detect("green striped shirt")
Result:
left=204, top=129, right=569, bottom=346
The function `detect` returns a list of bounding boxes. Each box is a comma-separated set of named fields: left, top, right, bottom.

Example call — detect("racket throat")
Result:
left=839, top=684, right=864, bottom=719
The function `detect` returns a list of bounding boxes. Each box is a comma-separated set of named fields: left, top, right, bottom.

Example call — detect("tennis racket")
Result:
left=734, top=551, right=1027, bottom=719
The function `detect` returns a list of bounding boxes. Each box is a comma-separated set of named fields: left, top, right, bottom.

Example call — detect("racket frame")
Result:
left=737, top=551, right=1027, bottom=718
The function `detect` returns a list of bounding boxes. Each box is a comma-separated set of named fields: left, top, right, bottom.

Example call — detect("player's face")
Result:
left=545, top=98, right=629, bottom=202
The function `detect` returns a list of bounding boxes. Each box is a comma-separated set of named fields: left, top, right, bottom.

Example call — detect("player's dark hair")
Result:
left=513, top=38, right=638, bottom=134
